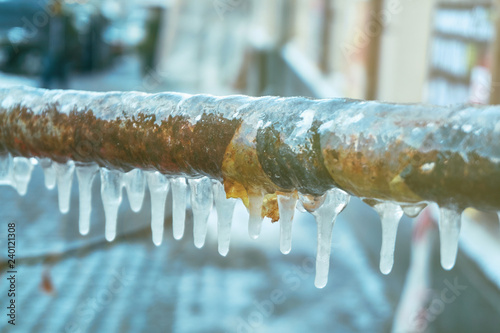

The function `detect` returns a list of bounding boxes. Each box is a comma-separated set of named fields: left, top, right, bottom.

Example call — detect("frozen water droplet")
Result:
left=146, top=171, right=170, bottom=246
left=188, top=177, right=213, bottom=248
left=53, top=160, right=75, bottom=213
left=124, top=169, right=146, bottom=212
left=212, top=181, right=236, bottom=256
left=39, top=158, right=56, bottom=190
left=298, top=193, right=327, bottom=213
left=171, top=177, right=187, bottom=240
left=401, top=203, right=427, bottom=218
left=248, top=191, right=265, bottom=239
left=76, top=163, right=99, bottom=235
left=277, top=193, right=297, bottom=254
left=100, top=168, right=123, bottom=242
left=438, top=207, right=462, bottom=270
left=312, top=189, right=350, bottom=288
left=374, top=202, right=404, bottom=275
left=12, top=157, right=34, bottom=196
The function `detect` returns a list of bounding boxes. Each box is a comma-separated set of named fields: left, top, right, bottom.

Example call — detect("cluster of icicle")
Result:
left=0, top=153, right=464, bottom=289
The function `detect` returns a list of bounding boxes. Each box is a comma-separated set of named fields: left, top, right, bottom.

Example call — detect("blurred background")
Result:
left=0, top=0, right=500, bottom=332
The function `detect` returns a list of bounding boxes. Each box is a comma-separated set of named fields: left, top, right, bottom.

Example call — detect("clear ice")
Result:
left=188, top=177, right=213, bottom=248
left=12, top=157, right=34, bottom=196
left=401, top=203, right=427, bottom=218
left=39, top=158, right=56, bottom=190
left=124, top=169, right=146, bottom=213
left=171, top=177, right=188, bottom=240
left=438, top=207, right=462, bottom=270
left=212, top=181, right=236, bottom=256
left=100, top=168, right=123, bottom=242
left=374, top=202, right=404, bottom=275
left=248, top=191, right=265, bottom=239
left=76, top=163, right=99, bottom=235
left=311, top=188, right=350, bottom=288
left=53, top=161, right=75, bottom=214
left=277, top=193, right=298, bottom=255
left=146, top=171, right=170, bottom=246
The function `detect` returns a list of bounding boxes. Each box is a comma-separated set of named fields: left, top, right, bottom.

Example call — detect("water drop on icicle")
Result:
left=311, top=188, right=350, bottom=288
left=189, top=177, right=213, bottom=248
left=248, top=191, right=265, bottom=239
left=401, top=203, right=427, bottom=218
left=76, top=164, right=99, bottom=235
left=171, top=177, right=187, bottom=240
left=277, top=193, right=298, bottom=255
left=39, top=158, right=56, bottom=189
left=100, top=168, right=123, bottom=242
left=438, top=207, right=462, bottom=270
left=12, top=157, right=34, bottom=196
left=212, top=181, right=236, bottom=256
left=146, top=171, right=170, bottom=246
left=373, top=202, right=404, bottom=275
left=124, top=169, right=146, bottom=212
left=53, top=161, right=75, bottom=214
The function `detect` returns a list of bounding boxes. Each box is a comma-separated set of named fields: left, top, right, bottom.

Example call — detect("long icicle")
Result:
left=373, top=202, right=404, bottom=275
left=171, top=177, right=188, bottom=240
left=53, top=160, right=75, bottom=214
left=311, top=188, right=350, bottom=288
left=100, top=168, right=123, bottom=242
left=438, top=207, right=462, bottom=270
left=146, top=171, right=170, bottom=246
left=277, top=193, right=298, bottom=255
left=76, top=163, right=99, bottom=235
left=189, top=177, right=213, bottom=249
left=212, top=180, right=236, bottom=256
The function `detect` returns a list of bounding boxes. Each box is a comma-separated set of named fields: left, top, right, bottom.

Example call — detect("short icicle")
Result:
left=124, top=169, right=146, bottom=213
left=438, top=207, right=462, bottom=270
left=39, top=158, right=56, bottom=190
left=100, top=168, right=123, bottom=242
left=188, top=177, right=213, bottom=249
left=212, top=181, right=236, bottom=256
left=146, top=171, right=170, bottom=246
left=277, top=193, right=298, bottom=255
left=12, top=157, right=34, bottom=196
left=171, top=177, right=187, bottom=240
left=53, top=160, right=75, bottom=214
left=76, top=163, right=99, bottom=235
left=373, top=202, right=404, bottom=275
left=248, top=191, right=265, bottom=239
left=311, top=188, right=350, bottom=288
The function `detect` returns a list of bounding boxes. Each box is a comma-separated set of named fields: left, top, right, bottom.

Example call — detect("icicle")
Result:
left=53, top=161, right=75, bottom=214
left=373, top=202, right=404, bottom=275
left=100, top=168, right=123, bottom=242
left=438, top=207, right=462, bottom=270
left=401, top=203, right=427, bottom=218
left=0, top=153, right=13, bottom=185
left=75, top=164, right=99, bottom=235
left=311, top=188, right=350, bottom=288
left=212, top=181, right=236, bottom=256
left=171, top=177, right=187, bottom=240
left=12, top=157, right=34, bottom=196
left=277, top=193, right=298, bottom=255
left=146, top=171, right=170, bottom=246
left=39, top=158, right=56, bottom=189
left=497, top=212, right=500, bottom=226
left=123, top=169, right=146, bottom=212
left=248, top=191, right=265, bottom=239
left=188, top=177, right=213, bottom=248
